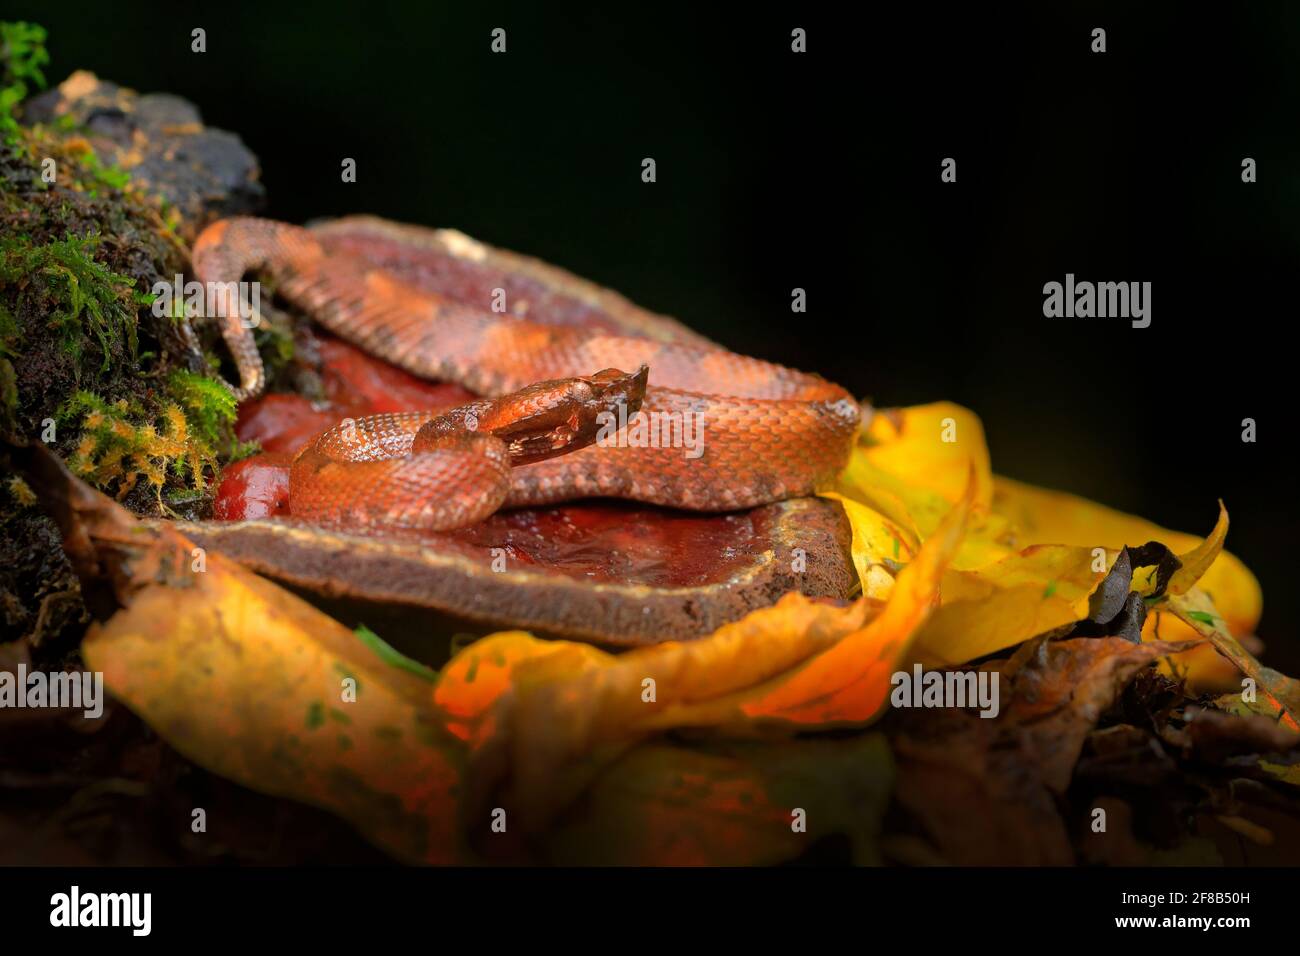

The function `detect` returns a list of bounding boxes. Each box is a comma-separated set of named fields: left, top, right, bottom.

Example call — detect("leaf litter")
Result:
left=5, top=395, right=1298, bottom=864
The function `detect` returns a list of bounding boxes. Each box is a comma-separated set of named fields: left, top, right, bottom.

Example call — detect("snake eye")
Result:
left=568, top=380, right=595, bottom=402
left=492, top=367, right=648, bottom=467
left=583, top=365, right=649, bottom=406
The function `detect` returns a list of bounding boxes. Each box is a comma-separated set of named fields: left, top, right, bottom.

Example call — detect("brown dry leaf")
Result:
left=892, top=635, right=1198, bottom=865
left=893, top=713, right=1074, bottom=865
left=1180, top=705, right=1300, bottom=763
left=1216, top=815, right=1275, bottom=846
left=1167, top=588, right=1300, bottom=731
left=1197, top=700, right=1300, bottom=790
left=1004, top=636, right=1202, bottom=792
left=1078, top=796, right=1225, bottom=866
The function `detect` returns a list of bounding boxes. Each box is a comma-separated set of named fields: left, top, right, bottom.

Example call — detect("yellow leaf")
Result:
left=1257, top=761, right=1300, bottom=788
left=466, top=593, right=876, bottom=828
left=83, top=538, right=469, bottom=864
left=658, top=471, right=975, bottom=729
left=859, top=402, right=992, bottom=512
left=451, top=476, right=975, bottom=830
left=1169, top=500, right=1228, bottom=595
left=433, top=632, right=584, bottom=742
left=913, top=544, right=1100, bottom=666
left=818, top=491, right=914, bottom=600
left=831, top=405, right=1016, bottom=572
left=992, top=476, right=1261, bottom=637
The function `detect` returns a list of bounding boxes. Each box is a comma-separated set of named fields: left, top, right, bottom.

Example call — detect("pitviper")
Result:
left=191, top=217, right=860, bottom=531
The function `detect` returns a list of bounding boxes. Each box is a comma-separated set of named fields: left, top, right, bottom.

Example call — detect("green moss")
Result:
left=0, top=232, right=145, bottom=376
left=3, top=20, right=134, bottom=199
left=0, top=299, right=18, bottom=350
left=0, top=223, right=243, bottom=507
left=0, top=20, right=249, bottom=650
left=254, top=318, right=296, bottom=379
left=60, top=390, right=174, bottom=498
left=59, top=381, right=231, bottom=501
left=55, top=363, right=253, bottom=501
left=167, top=367, right=236, bottom=449
left=0, top=21, right=48, bottom=144
left=74, top=143, right=132, bottom=196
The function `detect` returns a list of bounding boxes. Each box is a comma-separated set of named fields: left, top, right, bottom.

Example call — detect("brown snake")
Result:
left=190, top=217, right=860, bottom=531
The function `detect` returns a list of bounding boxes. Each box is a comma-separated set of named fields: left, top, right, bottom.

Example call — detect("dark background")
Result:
left=11, top=2, right=1299, bottom=662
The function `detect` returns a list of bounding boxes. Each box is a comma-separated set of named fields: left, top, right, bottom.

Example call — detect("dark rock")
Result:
left=23, top=71, right=263, bottom=238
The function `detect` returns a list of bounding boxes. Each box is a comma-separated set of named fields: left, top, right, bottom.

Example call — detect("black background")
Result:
left=0, top=864, right=1282, bottom=941
left=10, top=2, right=1299, bottom=664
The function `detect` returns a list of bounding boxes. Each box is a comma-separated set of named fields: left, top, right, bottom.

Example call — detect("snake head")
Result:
left=493, top=365, right=649, bottom=466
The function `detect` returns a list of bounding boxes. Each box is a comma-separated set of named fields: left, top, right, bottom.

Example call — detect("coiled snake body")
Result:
left=191, top=217, right=860, bottom=531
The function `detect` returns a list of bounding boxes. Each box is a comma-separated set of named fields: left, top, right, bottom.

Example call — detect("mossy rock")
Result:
left=22, top=70, right=264, bottom=242
left=1, top=47, right=265, bottom=646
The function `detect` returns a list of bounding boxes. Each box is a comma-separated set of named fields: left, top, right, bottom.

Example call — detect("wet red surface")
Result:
left=212, top=452, right=294, bottom=520
left=233, top=395, right=338, bottom=455
left=315, top=336, right=476, bottom=414
left=214, top=331, right=767, bottom=587
left=230, top=336, right=476, bottom=454
left=438, top=502, right=767, bottom=587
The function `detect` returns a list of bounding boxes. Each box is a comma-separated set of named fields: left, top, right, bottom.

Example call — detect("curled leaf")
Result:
left=81, top=528, right=470, bottom=864
left=1168, top=500, right=1228, bottom=596
left=1169, top=589, right=1299, bottom=732
left=459, top=475, right=976, bottom=831
left=673, top=470, right=975, bottom=729
left=993, top=477, right=1260, bottom=637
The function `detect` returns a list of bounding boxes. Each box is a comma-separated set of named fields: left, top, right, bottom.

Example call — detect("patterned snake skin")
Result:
left=191, top=217, right=860, bottom=530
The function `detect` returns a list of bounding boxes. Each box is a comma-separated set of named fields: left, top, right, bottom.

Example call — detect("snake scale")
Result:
left=191, top=217, right=860, bottom=531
